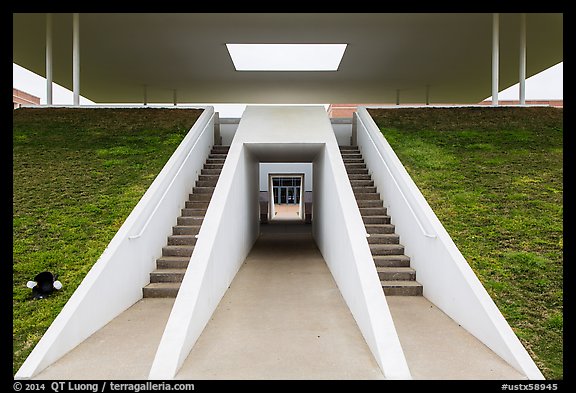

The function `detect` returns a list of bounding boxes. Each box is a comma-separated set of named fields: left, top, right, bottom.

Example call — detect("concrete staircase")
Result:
left=340, top=146, right=423, bottom=296
left=142, top=145, right=230, bottom=298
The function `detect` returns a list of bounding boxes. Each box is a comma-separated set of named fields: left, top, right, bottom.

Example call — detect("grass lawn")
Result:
left=12, top=107, right=203, bottom=375
left=368, top=107, right=563, bottom=379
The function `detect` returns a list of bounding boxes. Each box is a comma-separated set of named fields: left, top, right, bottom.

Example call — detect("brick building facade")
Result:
left=13, top=87, right=40, bottom=109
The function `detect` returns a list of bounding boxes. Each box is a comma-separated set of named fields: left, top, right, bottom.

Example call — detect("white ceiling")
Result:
left=12, top=13, right=563, bottom=104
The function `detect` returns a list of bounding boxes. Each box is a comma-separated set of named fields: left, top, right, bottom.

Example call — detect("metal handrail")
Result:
left=356, top=113, right=437, bottom=239
left=128, top=112, right=215, bottom=240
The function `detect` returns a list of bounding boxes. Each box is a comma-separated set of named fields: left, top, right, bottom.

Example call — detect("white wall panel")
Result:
left=15, top=107, right=216, bottom=379
left=355, top=107, right=544, bottom=379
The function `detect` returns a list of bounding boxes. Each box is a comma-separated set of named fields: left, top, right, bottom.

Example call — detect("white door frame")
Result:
left=268, top=173, right=304, bottom=222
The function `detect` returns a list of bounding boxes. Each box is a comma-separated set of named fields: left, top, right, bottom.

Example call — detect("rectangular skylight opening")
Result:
left=226, top=44, right=347, bottom=71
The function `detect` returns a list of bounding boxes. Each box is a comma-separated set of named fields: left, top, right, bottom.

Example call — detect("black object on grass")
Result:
left=26, top=271, right=62, bottom=299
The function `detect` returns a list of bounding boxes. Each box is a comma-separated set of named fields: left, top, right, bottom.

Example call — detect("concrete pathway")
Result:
left=33, top=298, right=175, bottom=380
left=30, top=221, right=530, bottom=380
left=175, top=224, right=384, bottom=380
left=387, top=296, right=528, bottom=380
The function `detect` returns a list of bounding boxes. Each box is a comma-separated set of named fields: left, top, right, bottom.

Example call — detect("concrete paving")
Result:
left=175, top=224, right=385, bottom=380
left=259, top=219, right=311, bottom=234
left=387, top=296, right=528, bottom=380
left=30, top=221, right=530, bottom=380
left=33, top=298, right=175, bottom=380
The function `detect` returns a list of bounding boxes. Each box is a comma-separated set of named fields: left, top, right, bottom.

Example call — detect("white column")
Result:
left=46, top=13, right=53, bottom=106
left=519, top=13, right=527, bottom=105
left=492, top=13, right=499, bottom=106
left=73, top=13, right=80, bottom=106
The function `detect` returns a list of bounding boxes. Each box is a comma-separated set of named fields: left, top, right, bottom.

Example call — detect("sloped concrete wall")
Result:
left=312, top=143, right=411, bottom=379
left=149, top=141, right=260, bottom=379
left=15, top=107, right=216, bottom=379
left=355, top=107, right=544, bottom=379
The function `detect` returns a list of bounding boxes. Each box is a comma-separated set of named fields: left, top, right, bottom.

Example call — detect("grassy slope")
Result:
left=12, top=107, right=202, bottom=375
left=368, top=107, right=563, bottom=379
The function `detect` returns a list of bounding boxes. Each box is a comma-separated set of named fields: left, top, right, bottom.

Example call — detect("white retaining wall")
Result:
left=15, top=107, right=216, bottom=379
left=148, top=140, right=260, bottom=379
left=330, top=117, right=353, bottom=146
left=219, top=116, right=352, bottom=147
left=312, top=141, right=411, bottom=379
left=259, top=163, right=313, bottom=191
left=355, top=106, right=544, bottom=379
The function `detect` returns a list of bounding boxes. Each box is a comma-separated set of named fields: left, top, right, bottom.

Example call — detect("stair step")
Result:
left=357, top=200, right=383, bottom=208
left=195, top=180, right=218, bottom=187
left=362, top=215, right=391, bottom=224
left=339, top=146, right=359, bottom=151
left=360, top=207, right=387, bottom=216
left=185, top=200, right=210, bottom=209
left=350, top=179, right=374, bottom=187
left=181, top=208, right=206, bottom=217
left=346, top=168, right=369, bottom=174
left=373, top=255, right=411, bottom=267
left=381, top=281, right=423, bottom=296
left=143, top=282, right=180, bottom=298
left=210, top=151, right=229, bottom=156
left=188, top=193, right=212, bottom=201
left=353, top=186, right=377, bottom=193
left=192, top=186, right=215, bottom=194
left=198, top=174, right=220, bottom=181
left=168, top=235, right=198, bottom=246
left=156, top=256, right=190, bottom=269
left=162, top=245, right=195, bottom=257
left=203, top=164, right=223, bottom=170
left=347, top=174, right=372, bottom=181
left=345, top=162, right=367, bottom=168
left=370, top=243, right=405, bottom=255
left=211, top=145, right=230, bottom=151
left=177, top=216, right=204, bottom=225
left=367, top=233, right=399, bottom=244
left=201, top=168, right=222, bottom=175
left=364, top=224, right=396, bottom=234
left=354, top=192, right=380, bottom=200
left=150, top=268, right=186, bottom=283
left=206, top=158, right=226, bottom=164
left=376, top=267, right=416, bottom=281
left=172, top=225, right=201, bottom=235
